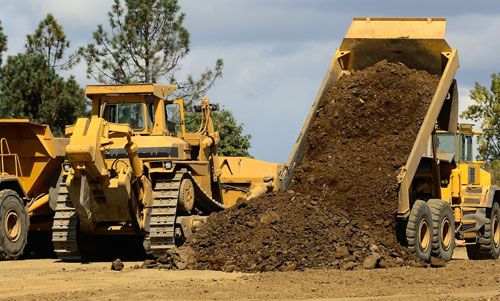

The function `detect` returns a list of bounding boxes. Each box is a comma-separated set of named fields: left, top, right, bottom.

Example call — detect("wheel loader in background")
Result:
left=52, top=84, right=281, bottom=259
left=0, top=120, right=67, bottom=259
left=279, top=17, right=500, bottom=261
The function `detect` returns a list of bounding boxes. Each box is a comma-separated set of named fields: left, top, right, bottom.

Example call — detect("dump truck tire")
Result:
left=406, top=200, right=433, bottom=261
left=428, top=199, right=455, bottom=261
left=466, top=202, right=500, bottom=260
left=0, top=189, right=29, bottom=260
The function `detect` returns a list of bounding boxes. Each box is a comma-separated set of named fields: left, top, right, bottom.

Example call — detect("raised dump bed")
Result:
left=279, top=17, right=459, bottom=219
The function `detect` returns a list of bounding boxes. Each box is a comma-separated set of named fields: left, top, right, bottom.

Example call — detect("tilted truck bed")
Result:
left=278, top=17, right=459, bottom=218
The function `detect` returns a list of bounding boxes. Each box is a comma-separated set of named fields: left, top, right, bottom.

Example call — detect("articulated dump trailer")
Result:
left=279, top=18, right=499, bottom=261
left=0, top=120, right=67, bottom=259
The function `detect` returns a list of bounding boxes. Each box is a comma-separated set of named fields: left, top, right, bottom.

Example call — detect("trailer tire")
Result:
left=406, top=200, right=433, bottom=261
left=428, top=199, right=455, bottom=261
left=467, top=202, right=500, bottom=260
left=0, top=189, right=29, bottom=260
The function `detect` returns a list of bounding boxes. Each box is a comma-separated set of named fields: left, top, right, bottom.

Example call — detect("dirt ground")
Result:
left=1, top=248, right=500, bottom=301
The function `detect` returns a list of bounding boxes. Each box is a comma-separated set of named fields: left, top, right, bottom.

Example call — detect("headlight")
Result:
left=163, top=161, right=173, bottom=169
left=62, top=163, right=72, bottom=172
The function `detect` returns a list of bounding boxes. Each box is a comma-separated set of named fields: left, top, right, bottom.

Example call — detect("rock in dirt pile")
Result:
left=152, top=61, right=440, bottom=272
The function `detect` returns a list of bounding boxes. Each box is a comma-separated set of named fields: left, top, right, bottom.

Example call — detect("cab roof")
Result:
left=85, top=84, right=177, bottom=100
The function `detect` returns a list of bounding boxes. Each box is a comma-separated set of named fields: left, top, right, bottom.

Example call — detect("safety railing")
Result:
left=0, top=138, right=24, bottom=180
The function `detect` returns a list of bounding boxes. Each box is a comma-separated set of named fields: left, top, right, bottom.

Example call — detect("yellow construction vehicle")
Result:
left=52, top=84, right=280, bottom=259
left=0, top=120, right=67, bottom=259
left=434, top=124, right=499, bottom=260
left=280, top=17, right=499, bottom=261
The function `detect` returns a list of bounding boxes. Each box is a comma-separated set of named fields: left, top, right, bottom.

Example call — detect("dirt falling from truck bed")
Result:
left=185, top=61, right=440, bottom=272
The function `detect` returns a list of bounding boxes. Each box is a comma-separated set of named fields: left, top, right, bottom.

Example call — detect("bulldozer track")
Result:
left=148, top=172, right=183, bottom=257
left=148, top=169, right=226, bottom=257
left=51, top=170, right=227, bottom=259
left=51, top=175, right=79, bottom=260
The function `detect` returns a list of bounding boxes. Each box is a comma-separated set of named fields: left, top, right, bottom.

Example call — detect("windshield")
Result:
left=103, top=103, right=145, bottom=130
left=436, top=133, right=455, bottom=155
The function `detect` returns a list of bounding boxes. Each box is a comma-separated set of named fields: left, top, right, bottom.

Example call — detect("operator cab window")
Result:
left=459, top=135, right=473, bottom=162
left=103, top=103, right=146, bottom=131
left=165, top=103, right=181, bottom=133
left=436, top=133, right=456, bottom=157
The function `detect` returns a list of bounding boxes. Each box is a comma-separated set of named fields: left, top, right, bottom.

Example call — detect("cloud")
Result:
left=447, top=14, right=500, bottom=85
left=177, top=39, right=337, bottom=161
left=0, top=0, right=112, bottom=54
left=1, top=0, right=499, bottom=162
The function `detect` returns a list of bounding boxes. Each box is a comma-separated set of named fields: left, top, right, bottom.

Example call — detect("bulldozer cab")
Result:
left=85, top=84, right=185, bottom=137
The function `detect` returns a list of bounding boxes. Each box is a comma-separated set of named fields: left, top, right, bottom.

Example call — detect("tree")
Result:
left=0, top=16, right=87, bottom=135
left=488, top=160, right=500, bottom=186
left=80, top=0, right=223, bottom=105
left=212, top=110, right=252, bottom=157
left=25, top=13, right=77, bottom=70
left=80, top=0, right=252, bottom=156
left=0, top=20, right=7, bottom=65
left=0, top=53, right=87, bottom=135
left=461, top=74, right=500, bottom=161
left=185, top=108, right=252, bottom=157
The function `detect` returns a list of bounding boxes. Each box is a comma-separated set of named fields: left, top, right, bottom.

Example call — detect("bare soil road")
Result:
left=1, top=248, right=500, bottom=300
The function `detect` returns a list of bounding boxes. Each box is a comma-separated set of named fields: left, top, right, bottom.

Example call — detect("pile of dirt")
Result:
left=173, top=61, right=439, bottom=272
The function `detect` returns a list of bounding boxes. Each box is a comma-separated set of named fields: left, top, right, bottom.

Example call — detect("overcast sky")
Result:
left=1, top=0, right=499, bottom=162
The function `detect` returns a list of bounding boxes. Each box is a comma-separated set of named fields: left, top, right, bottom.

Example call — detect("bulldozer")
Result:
left=0, top=120, right=67, bottom=259
left=52, top=84, right=281, bottom=259
left=279, top=17, right=499, bottom=261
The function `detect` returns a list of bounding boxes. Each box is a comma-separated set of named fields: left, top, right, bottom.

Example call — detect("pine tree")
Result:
left=80, top=0, right=251, bottom=156
left=25, top=14, right=77, bottom=70
left=0, top=53, right=87, bottom=135
left=80, top=0, right=222, bottom=105
left=0, top=15, right=87, bottom=135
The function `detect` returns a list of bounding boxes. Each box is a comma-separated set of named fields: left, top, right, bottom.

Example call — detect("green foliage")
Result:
left=0, top=20, right=7, bottom=65
left=80, top=0, right=251, bottom=156
left=212, top=109, right=252, bottom=157
left=25, top=14, right=77, bottom=69
left=0, top=15, right=87, bottom=136
left=0, top=53, right=88, bottom=136
left=80, top=0, right=223, bottom=105
left=461, top=74, right=500, bottom=161
left=185, top=108, right=251, bottom=157
left=490, top=160, right=500, bottom=186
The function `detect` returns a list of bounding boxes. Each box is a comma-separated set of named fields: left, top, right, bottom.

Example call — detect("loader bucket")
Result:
left=0, top=119, right=67, bottom=198
left=280, top=18, right=459, bottom=218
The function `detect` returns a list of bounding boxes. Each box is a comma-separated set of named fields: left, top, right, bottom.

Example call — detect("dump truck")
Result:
left=0, top=120, right=67, bottom=259
left=52, top=84, right=281, bottom=259
left=279, top=17, right=500, bottom=261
